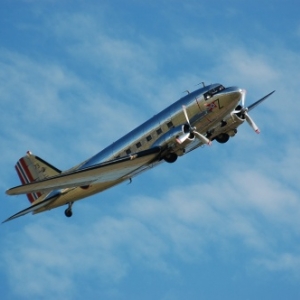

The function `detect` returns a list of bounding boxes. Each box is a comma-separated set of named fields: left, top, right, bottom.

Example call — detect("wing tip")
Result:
left=2, top=218, right=12, bottom=224
left=6, top=189, right=13, bottom=196
left=2, top=213, right=21, bottom=224
left=270, top=90, right=276, bottom=95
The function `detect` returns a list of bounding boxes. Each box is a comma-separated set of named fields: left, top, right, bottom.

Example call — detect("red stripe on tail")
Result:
left=15, top=158, right=37, bottom=203
left=19, top=158, right=34, bottom=182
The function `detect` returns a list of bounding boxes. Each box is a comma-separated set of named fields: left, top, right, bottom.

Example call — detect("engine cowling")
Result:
left=152, top=125, right=194, bottom=148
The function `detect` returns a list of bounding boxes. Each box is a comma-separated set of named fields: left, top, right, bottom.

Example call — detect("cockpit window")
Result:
left=204, top=85, right=225, bottom=100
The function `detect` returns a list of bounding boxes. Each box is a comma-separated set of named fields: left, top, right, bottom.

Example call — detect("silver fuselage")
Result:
left=37, top=83, right=244, bottom=212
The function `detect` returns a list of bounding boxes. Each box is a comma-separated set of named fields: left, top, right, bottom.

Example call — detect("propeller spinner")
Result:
left=233, top=90, right=275, bottom=134
left=176, top=105, right=212, bottom=145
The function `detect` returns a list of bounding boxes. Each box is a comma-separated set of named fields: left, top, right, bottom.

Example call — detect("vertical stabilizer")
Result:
left=15, top=151, right=61, bottom=203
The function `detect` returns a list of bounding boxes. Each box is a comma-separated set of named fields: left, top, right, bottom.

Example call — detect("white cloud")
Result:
left=0, top=47, right=149, bottom=167
left=2, top=218, right=129, bottom=299
left=254, top=252, right=300, bottom=277
left=3, top=155, right=300, bottom=298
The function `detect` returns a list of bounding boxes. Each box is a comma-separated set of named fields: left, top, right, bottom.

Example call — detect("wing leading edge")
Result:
left=6, top=147, right=161, bottom=196
left=2, top=195, right=59, bottom=223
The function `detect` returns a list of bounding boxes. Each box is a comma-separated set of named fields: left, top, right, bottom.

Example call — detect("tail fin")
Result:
left=15, top=151, right=61, bottom=203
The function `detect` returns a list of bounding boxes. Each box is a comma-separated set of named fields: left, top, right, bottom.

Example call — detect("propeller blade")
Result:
left=194, top=131, right=212, bottom=146
left=176, top=132, right=191, bottom=144
left=180, top=105, right=212, bottom=146
left=244, top=112, right=260, bottom=134
left=248, top=90, right=275, bottom=112
left=182, top=105, right=191, bottom=127
left=241, top=89, right=246, bottom=107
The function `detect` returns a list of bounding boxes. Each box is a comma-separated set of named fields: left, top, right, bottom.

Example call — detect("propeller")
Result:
left=232, top=90, right=275, bottom=134
left=244, top=109, right=260, bottom=133
left=176, top=105, right=212, bottom=145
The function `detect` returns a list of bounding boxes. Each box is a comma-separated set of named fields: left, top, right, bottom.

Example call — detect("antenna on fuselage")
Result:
left=183, top=90, right=190, bottom=94
left=195, top=82, right=205, bottom=87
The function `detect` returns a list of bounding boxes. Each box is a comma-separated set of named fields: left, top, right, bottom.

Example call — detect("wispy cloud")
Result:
left=4, top=135, right=297, bottom=295
left=2, top=155, right=300, bottom=298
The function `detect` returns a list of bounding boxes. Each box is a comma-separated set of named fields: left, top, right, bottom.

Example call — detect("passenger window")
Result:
left=146, top=135, right=152, bottom=142
left=167, top=121, right=173, bottom=128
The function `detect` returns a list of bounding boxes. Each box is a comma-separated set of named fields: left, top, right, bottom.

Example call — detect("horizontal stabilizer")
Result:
left=6, top=147, right=161, bottom=196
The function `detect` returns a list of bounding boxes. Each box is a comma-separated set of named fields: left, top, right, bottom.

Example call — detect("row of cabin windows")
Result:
left=123, top=121, right=174, bottom=156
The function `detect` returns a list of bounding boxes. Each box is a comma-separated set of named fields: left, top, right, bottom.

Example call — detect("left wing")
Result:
left=3, top=194, right=59, bottom=223
left=6, top=147, right=161, bottom=196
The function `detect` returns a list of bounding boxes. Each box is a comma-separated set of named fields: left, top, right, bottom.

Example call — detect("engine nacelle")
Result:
left=230, top=112, right=246, bottom=124
left=152, top=125, right=194, bottom=148
left=207, top=112, right=245, bottom=144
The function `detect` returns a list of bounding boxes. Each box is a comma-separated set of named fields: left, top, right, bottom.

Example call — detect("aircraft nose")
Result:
left=221, top=86, right=245, bottom=103
left=236, top=88, right=246, bottom=105
left=235, top=88, right=246, bottom=105
left=215, top=86, right=245, bottom=110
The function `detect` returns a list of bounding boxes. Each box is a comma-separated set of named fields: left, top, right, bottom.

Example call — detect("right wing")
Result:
left=6, top=147, right=161, bottom=196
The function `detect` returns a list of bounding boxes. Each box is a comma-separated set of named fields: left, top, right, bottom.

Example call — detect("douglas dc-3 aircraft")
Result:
left=4, top=83, right=275, bottom=223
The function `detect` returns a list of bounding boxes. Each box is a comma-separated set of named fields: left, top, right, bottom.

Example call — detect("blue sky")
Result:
left=1, top=0, right=300, bottom=299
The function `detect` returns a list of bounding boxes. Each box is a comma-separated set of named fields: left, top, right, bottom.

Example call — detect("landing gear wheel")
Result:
left=215, top=133, right=230, bottom=144
left=65, top=209, right=73, bottom=218
left=64, top=202, right=74, bottom=218
left=163, top=153, right=178, bottom=163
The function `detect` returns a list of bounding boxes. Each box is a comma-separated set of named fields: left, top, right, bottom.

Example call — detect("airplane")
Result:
left=3, top=83, right=275, bottom=223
